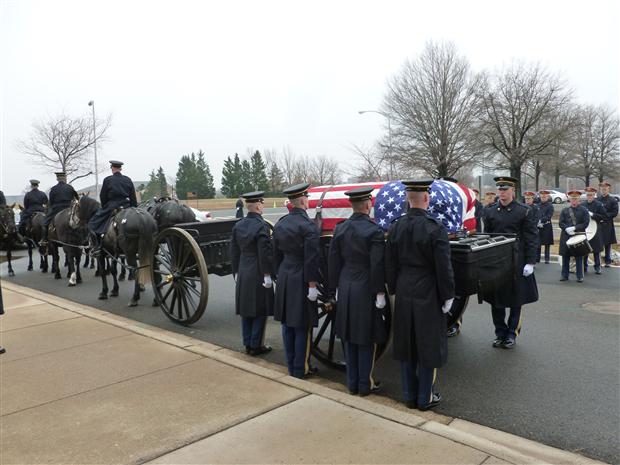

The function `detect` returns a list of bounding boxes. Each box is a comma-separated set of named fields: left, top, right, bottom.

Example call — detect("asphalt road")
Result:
left=1, top=210, right=619, bottom=463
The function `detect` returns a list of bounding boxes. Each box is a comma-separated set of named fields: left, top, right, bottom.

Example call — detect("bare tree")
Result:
left=479, top=62, right=572, bottom=195
left=592, top=105, right=620, bottom=182
left=18, top=113, right=111, bottom=183
left=567, top=105, right=599, bottom=187
left=349, top=144, right=388, bottom=182
left=309, top=155, right=341, bottom=185
left=383, top=41, right=484, bottom=178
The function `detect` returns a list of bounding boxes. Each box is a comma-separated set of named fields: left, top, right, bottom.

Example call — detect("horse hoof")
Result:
left=152, top=299, right=159, bottom=307
left=9, top=271, right=15, bottom=277
left=118, top=276, right=125, bottom=282
left=27, top=266, right=33, bottom=271
left=68, top=282, right=76, bottom=287
left=98, top=293, right=108, bottom=300
left=139, top=284, right=145, bottom=292
left=77, top=278, right=82, bottom=284
left=110, top=290, right=119, bottom=297
left=42, top=269, right=48, bottom=274
left=90, top=264, right=95, bottom=269
left=128, top=300, right=138, bottom=307
left=54, top=274, right=61, bottom=280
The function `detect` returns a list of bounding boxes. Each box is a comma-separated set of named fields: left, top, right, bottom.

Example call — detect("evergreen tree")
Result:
left=156, top=166, right=167, bottom=197
left=195, top=150, right=216, bottom=198
left=142, top=170, right=160, bottom=200
left=221, top=155, right=236, bottom=198
left=267, top=161, right=284, bottom=196
left=232, top=153, right=244, bottom=196
left=176, top=154, right=198, bottom=200
left=250, top=150, right=269, bottom=192
left=240, top=159, right=253, bottom=194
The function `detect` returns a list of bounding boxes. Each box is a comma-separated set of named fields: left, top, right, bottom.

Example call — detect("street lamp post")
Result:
left=88, top=100, right=99, bottom=198
left=358, top=110, right=393, bottom=179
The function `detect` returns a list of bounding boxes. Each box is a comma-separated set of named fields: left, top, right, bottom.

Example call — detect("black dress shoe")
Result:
left=304, top=366, right=319, bottom=378
left=492, top=338, right=505, bottom=348
left=244, top=346, right=251, bottom=354
left=405, top=400, right=417, bottom=409
left=360, top=381, right=383, bottom=397
left=447, top=326, right=460, bottom=337
left=418, top=392, right=442, bottom=411
left=249, top=345, right=272, bottom=356
left=577, top=278, right=583, bottom=283
left=544, top=261, right=550, bottom=264
left=0, top=346, right=5, bottom=355
left=502, top=338, right=516, bottom=349
left=348, top=389, right=359, bottom=395
left=559, top=277, right=568, bottom=281
left=604, top=264, right=611, bottom=268
left=595, top=269, right=602, bottom=275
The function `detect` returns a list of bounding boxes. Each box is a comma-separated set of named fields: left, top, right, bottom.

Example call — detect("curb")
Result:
left=1, top=281, right=608, bottom=465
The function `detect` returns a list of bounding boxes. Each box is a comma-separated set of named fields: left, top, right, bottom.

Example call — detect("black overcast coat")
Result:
left=598, top=194, right=618, bottom=245
left=273, top=207, right=320, bottom=328
left=482, top=200, right=539, bottom=308
left=558, top=205, right=590, bottom=256
left=328, top=212, right=387, bottom=346
left=537, top=201, right=554, bottom=246
left=386, top=208, right=455, bottom=368
left=582, top=200, right=606, bottom=253
left=231, top=212, right=274, bottom=318
left=44, top=182, right=78, bottom=226
left=20, top=189, right=48, bottom=224
left=88, top=172, right=138, bottom=234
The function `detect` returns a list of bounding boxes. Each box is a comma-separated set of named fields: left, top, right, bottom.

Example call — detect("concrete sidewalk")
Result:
left=0, top=282, right=605, bottom=465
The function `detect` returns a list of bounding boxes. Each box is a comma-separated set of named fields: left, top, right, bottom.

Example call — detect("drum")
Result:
left=567, top=234, right=592, bottom=257
left=585, top=218, right=598, bottom=240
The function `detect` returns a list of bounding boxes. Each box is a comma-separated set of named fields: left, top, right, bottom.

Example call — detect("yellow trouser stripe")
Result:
left=369, top=344, right=377, bottom=389
left=516, top=311, right=523, bottom=336
left=304, top=326, right=312, bottom=374
left=430, top=368, right=437, bottom=404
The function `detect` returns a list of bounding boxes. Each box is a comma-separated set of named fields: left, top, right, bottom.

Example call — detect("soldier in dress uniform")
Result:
left=18, top=179, right=48, bottom=239
left=328, top=186, right=387, bottom=396
left=230, top=190, right=274, bottom=356
left=482, top=176, right=538, bottom=349
left=597, top=181, right=618, bottom=267
left=559, top=191, right=590, bottom=282
left=235, top=196, right=244, bottom=219
left=537, top=190, right=555, bottom=264
left=581, top=187, right=606, bottom=275
left=473, top=189, right=483, bottom=233
left=386, top=180, right=455, bottom=410
left=88, top=161, right=138, bottom=256
left=40, top=172, right=79, bottom=247
left=273, top=183, right=320, bottom=379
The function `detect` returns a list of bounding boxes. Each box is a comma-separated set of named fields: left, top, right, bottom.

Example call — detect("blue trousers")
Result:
left=345, top=343, right=375, bottom=394
left=491, top=306, right=522, bottom=340
left=400, top=361, right=436, bottom=407
left=242, top=316, right=266, bottom=349
left=604, top=244, right=613, bottom=265
left=583, top=253, right=601, bottom=272
left=561, top=253, right=583, bottom=279
left=282, top=325, right=311, bottom=379
left=536, top=245, right=550, bottom=263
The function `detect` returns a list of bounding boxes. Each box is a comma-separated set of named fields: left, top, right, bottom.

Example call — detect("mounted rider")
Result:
left=19, top=179, right=48, bottom=240
left=88, top=160, right=138, bottom=256
left=40, top=172, right=79, bottom=247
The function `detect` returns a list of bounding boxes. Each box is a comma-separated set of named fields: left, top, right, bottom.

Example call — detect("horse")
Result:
left=0, top=205, right=18, bottom=276
left=78, top=198, right=158, bottom=306
left=48, top=198, right=94, bottom=285
left=22, top=211, right=49, bottom=273
left=143, top=197, right=196, bottom=230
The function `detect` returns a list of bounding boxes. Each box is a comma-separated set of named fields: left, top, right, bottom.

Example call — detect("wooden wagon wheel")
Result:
left=151, top=227, right=209, bottom=325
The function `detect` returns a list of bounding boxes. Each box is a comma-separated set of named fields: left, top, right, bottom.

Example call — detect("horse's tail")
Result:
left=137, top=225, right=154, bottom=287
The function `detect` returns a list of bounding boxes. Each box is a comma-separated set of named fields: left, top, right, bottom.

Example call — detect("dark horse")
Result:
left=21, top=211, right=49, bottom=273
left=0, top=205, right=18, bottom=276
left=142, top=197, right=196, bottom=230
left=78, top=197, right=158, bottom=306
left=49, top=198, right=94, bottom=285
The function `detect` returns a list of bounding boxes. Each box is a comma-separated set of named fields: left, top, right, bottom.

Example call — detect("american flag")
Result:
left=301, top=180, right=477, bottom=233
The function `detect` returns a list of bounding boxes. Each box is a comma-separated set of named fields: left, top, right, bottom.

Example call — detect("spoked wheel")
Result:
left=446, top=295, right=469, bottom=328
left=151, top=227, right=208, bottom=325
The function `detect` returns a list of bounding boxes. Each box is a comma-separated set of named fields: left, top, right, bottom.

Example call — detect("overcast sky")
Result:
left=1, top=0, right=618, bottom=195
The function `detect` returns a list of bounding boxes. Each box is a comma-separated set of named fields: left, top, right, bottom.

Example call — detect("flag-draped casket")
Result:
left=300, top=180, right=477, bottom=234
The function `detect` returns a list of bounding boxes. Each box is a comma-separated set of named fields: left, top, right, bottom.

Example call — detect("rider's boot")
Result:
left=90, top=233, right=103, bottom=258
left=39, top=226, right=48, bottom=247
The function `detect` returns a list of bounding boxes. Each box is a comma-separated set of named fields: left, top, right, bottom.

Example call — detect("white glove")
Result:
left=523, top=264, right=534, bottom=277
left=307, top=286, right=319, bottom=302
left=537, top=221, right=543, bottom=228
left=442, top=298, right=454, bottom=314
left=334, top=288, right=338, bottom=302
left=588, top=211, right=593, bottom=217
left=375, top=293, right=386, bottom=309
left=262, top=275, right=273, bottom=288
left=566, top=226, right=576, bottom=235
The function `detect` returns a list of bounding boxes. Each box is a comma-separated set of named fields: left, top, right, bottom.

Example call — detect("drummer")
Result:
left=559, top=191, right=590, bottom=282
left=581, top=187, right=606, bottom=275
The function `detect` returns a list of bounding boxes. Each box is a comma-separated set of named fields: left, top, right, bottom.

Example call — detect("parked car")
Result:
left=546, top=190, right=567, bottom=204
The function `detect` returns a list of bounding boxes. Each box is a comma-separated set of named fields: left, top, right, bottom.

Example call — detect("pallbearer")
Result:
left=598, top=181, right=618, bottom=267
left=230, top=191, right=274, bottom=355
left=537, top=190, right=555, bottom=264
left=386, top=180, right=455, bottom=411
left=328, top=186, right=387, bottom=396
left=273, top=183, right=320, bottom=379
left=482, top=176, right=538, bottom=349
left=581, top=187, right=606, bottom=275
left=559, top=191, right=590, bottom=282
